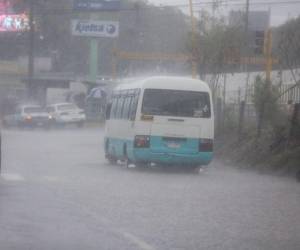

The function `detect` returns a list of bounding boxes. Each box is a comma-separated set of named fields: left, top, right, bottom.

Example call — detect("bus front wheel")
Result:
left=107, top=156, right=117, bottom=165
left=105, top=141, right=117, bottom=165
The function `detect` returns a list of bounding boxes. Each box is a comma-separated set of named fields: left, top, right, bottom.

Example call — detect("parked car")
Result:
left=46, top=103, right=86, bottom=127
left=2, top=105, right=51, bottom=128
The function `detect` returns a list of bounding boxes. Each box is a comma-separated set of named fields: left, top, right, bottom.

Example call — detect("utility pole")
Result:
left=27, top=0, right=35, bottom=101
left=239, top=0, right=250, bottom=140
left=244, top=0, right=250, bottom=99
left=189, top=0, right=197, bottom=78
left=256, top=28, right=273, bottom=137
left=244, top=0, right=250, bottom=78
left=265, top=29, right=272, bottom=84
left=257, top=16, right=272, bottom=138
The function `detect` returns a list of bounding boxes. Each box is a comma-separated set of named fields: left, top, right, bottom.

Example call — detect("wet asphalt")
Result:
left=0, top=128, right=300, bottom=250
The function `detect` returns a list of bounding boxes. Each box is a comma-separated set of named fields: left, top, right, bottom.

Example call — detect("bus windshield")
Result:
left=142, top=89, right=211, bottom=118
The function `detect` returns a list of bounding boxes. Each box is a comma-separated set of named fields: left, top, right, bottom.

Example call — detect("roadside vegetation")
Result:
left=215, top=74, right=300, bottom=178
left=187, top=12, right=300, bottom=178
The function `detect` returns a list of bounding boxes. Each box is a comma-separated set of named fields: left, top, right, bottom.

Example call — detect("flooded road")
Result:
left=1, top=129, right=300, bottom=250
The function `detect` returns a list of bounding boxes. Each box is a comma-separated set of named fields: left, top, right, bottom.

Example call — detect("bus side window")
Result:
left=129, top=91, right=139, bottom=121
left=202, top=94, right=211, bottom=118
left=122, top=96, right=131, bottom=120
left=105, top=102, right=112, bottom=120
left=127, top=97, right=134, bottom=120
left=116, top=96, right=125, bottom=119
left=110, top=97, right=118, bottom=119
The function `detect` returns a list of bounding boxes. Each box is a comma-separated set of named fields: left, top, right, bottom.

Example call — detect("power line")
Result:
left=17, top=0, right=300, bottom=16
left=161, top=0, right=300, bottom=8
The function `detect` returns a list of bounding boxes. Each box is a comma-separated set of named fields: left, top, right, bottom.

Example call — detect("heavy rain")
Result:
left=0, top=1, right=300, bottom=250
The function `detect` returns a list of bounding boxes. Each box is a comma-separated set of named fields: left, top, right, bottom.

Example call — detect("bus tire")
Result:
left=123, top=145, right=131, bottom=168
left=105, top=140, right=117, bottom=165
left=110, top=147, right=118, bottom=164
left=106, top=150, right=117, bottom=165
left=107, top=156, right=117, bottom=165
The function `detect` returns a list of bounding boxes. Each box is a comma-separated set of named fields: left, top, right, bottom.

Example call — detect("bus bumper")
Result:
left=133, top=149, right=213, bottom=166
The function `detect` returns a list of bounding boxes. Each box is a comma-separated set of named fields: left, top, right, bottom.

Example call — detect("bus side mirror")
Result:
left=105, top=103, right=111, bottom=120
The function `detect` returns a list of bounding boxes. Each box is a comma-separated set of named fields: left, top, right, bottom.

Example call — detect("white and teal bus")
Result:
left=104, top=76, right=214, bottom=170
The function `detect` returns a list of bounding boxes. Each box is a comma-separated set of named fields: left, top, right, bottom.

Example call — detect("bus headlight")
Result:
left=134, top=135, right=150, bottom=148
left=199, top=139, right=213, bottom=152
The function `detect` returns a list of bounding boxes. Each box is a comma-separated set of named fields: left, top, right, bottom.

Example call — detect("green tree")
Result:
left=252, top=75, right=282, bottom=136
left=186, top=11, right=243, bottom=97
left=275, top=16, right=300, bottom=85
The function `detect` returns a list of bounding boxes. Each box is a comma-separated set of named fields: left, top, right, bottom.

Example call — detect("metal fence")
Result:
left=277, top=84, right=300, bottom=104
left=243, top=83, right=300, bottom=105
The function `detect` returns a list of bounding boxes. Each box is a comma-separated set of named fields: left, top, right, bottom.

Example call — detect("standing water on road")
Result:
left=1, top=0, right=300, bottom=249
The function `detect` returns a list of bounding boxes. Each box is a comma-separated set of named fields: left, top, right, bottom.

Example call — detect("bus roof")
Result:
left=115, top=76, right=211, bottom=93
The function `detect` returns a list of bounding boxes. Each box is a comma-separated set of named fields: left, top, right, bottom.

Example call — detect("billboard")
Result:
left=73, top=0, right=121, bottom=11
left=0, top=0, right=28, bottom=32
left=0, top=13, right=28, bottom=32
left=71, top=20, right=119, bottom=38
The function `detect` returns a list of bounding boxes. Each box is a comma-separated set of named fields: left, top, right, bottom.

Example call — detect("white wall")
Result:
left=47, top=81, right=87, bottom=104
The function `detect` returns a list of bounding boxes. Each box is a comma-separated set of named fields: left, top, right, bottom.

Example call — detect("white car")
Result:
left=3, top=105, right=51, bottom=128
left=46, top=103, right=86, bottom=127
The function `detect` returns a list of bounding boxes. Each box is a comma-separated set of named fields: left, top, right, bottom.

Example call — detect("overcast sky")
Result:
left=148, top=0, right=300, bottom=27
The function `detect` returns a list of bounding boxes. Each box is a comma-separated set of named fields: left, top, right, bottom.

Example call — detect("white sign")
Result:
left=71, top=20, right=119, bottom=38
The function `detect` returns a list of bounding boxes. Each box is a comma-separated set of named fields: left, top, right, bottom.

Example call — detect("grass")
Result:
left=215, top=127, right=300, bottom=178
